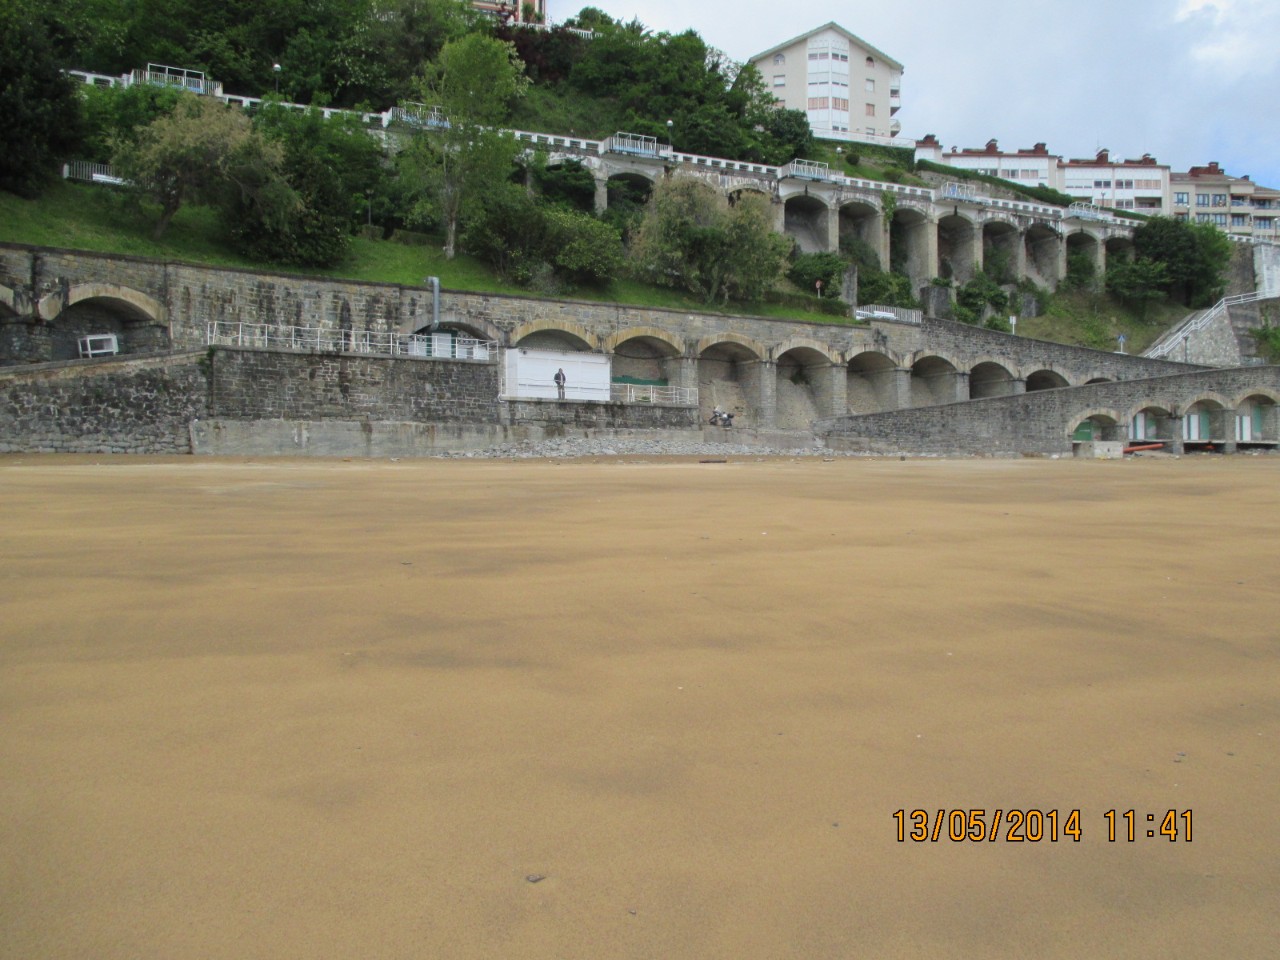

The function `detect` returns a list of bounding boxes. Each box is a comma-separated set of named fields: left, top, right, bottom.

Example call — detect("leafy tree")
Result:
left=532, top=158, right=596, bottom=212
left=113, top=94, right=286, bottom=238
left=0, top=4, right=86, bottom=197
left=402, top=33, right=529, bottom=259
left=1064, top=251, right=1097, bottom=291
left=80, top=82, right=183, bottom=164
left=787, top=252, right=846, bottom=296
left=1132, top=216, right=1232, bottom=308
left=1105, top=257, right=1169, bottom=321
left=631, top=178, right=789, bottom=304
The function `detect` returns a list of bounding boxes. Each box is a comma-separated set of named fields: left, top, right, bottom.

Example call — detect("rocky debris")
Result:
left=427, top=435, right=860, bottom=460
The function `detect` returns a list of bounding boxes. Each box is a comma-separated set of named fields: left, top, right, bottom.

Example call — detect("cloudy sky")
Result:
left=562, top=0, right=1280, bottom=187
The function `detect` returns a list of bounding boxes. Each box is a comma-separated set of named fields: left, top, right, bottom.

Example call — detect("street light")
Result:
left=272, top=63, right=281, bottom=95
left=666, top=118, right=673, bottom=148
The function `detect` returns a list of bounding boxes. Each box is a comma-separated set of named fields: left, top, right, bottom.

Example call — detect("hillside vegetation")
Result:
left=2, top=0, right=1231, bottom=345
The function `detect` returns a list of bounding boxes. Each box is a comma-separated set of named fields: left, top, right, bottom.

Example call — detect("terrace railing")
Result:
left=609, top=384, right=698, bottom=405
left=206, top=321, right=497, bottom=361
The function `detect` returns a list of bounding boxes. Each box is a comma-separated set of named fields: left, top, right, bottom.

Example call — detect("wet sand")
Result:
left=2, top=454, right=1278, bottom=959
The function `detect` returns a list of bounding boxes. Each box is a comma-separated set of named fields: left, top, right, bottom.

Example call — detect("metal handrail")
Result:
left=1143, top=288, right=1280, bottom=358
left=609, top=384, right=698, bottom=405
left=206, top=321, right=497, bottom=361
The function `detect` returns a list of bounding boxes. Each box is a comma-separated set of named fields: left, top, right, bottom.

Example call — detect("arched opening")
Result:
left=1233, top=394, right=1277, bottom=445
left=937, top=213, right=978, bottom=284
left=890, top=208, right=931, bottom=294
left=981, top=221, right=1019, bottom=284
left=1026, top=369, right=1069, bottom=392
left=1065, top=232, right=1100, bottom=289
left=775, top=346, right=830, bottom=429
left=1023, top=222, right=1061, bottom=288
left=1182, top=399, right=1227, bottom=446
left=1131, top=405, right=1176, bottom=443
left=48, top=296, right=168, bottom=362
left=1071, top=413, right=1122, bottom=443
left=1105, top=236, right=1134, bottom=264
left=910, top=355, right=959, bottom=407
left=784, top=194, right=830, bottom=253
left=969, top=361, right=1016, bottom=399
left=728, top=187, right=770, bottom=207
left=838, top=201, right=881, bottom=267
left=516, top=329, right=593, bottom=351
left=605, top=173, right=653, bottom=229
left=611, top=334, right=681, bottom=390
left=698, top=341, right=762, bottom=424
left=847, top=351, right=898, bottom=413
left=535, top=159, right=596, bottom=213
left=1085, top=377, right=1112, bottom=385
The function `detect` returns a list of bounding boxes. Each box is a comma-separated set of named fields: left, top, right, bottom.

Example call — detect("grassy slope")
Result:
left=0, top=181, right=866, bottom=324
left=1, top=181, right=1193, bottom=348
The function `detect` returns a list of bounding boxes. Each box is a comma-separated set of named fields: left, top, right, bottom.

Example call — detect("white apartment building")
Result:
left=914, top=138, right=1171, bottom=215
left=471, top=0, right=546, bottom=22
left=1171, top=162, right=1280, bottom=243
left=749, top=23, right=904, bottom=145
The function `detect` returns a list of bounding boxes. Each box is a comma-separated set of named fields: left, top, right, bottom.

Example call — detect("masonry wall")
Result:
left=0, top=352, right=207, bottom=454
left=207, top=348, right=500, bottom=423
left=817, top=366, right=1280, bottom=456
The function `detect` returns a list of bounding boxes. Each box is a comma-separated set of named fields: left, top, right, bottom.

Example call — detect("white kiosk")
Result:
left=503, top=348, right=611, bottom=401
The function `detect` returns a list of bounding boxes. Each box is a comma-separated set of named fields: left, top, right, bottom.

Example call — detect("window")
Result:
left=1116, top=179, right=1133, bottom=190
left=865, top=103, right=876, bottom=116
left=1196, top=194, right=1210, bottom=207
left=1255, top=199, right=1273, bottom=209
left=1135, top=180, right=1160, bottom=189
left=832, top=97, right=849, bottom=111
left=1094, top=180, right=1111, bottom=189
left=865, top=78, right=875, bottom=92
left=1115, top=200, right=1134, bottom=209
left=808, top=97, right=829, bottom=109
left=1196, top=213, right=1211, bottom=223
left=1258, top=218, right=1274, bottom=230
left=1174, top=192, right=1189, bottom=205
left=1213, top=213, right=1227, bottom=226
left=1231, top=215, right=1248, bottom=227
left=773, top=54, right=785, bottom=65
left=773, top=75, right=785, bottom=86
left=1175, top=213, right=1188, bottom=222
left=866, top=56, right=875, bottom=67
left=866, top=127, right=878, bottom=136
left=1212, top=194, right=1227, bottom=206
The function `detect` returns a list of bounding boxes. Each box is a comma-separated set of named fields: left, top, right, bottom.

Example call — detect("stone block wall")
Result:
left=0, top=352, right=207, bottom=454
left=500, top=398, right=698, bottom=430
left=207, top=348, right=500, bottom=423
left=817, top=366, right=1280, bottom=456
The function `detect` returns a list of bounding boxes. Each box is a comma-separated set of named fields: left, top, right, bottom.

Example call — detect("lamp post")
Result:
left=666, top=118, right=674, bottom=149
left=272, top=63, right=281, bottom=95
left=366, top=189, right=373, bottom=228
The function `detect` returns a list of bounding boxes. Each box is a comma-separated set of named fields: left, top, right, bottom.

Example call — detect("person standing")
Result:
left=554, top=367, right=566, bottom=400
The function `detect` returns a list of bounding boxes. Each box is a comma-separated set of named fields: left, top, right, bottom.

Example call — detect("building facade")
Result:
left=749, top=23, right=904, bottom=145
left=471, top=0, right=545, bottom=23
left=1171, top=163, right=1280, bottom=243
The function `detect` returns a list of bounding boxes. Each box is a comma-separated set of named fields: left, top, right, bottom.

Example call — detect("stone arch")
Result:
left=1181, top=396, right=1230, bottom=444
left=1065, top=230, right=1101, bottom=287
left=1232, top=392, right=1279, bottom=444
left=968, top=359, right=1017, bottom=399
left=38, top=283, right=168, bottom=362
left=1070, top=409, right=1125, bottom=442
left=411, top=316, right=501, bottom=342
left=1105, top=236, right=1134, bottom=263
left=937, top=211, right=980, bottom=283
left=847, top=350, right=899, bottom=414
left=775, top=343, right=837, bottom=429
left=1084, top=376, right=1112, bottom=385
left=604, top=326, right=684, bottom=356
left=891, top=208, right=933, bottom=293
left=1024, top=222, right=1062, bottom=288
left=981, top=219, right=1020, bottom=284
left=610, top=330, right=684, bottom=387
left=909, top=354, right=960, bottom=407
left=783, top=193, right=831, bottom=253
left=511, top=319, right=598, bottom=351
left=1026, top=368, right=1070, bottom=392
left=606, top=172, right=654, bottom=215
left=838, top=200, right=882, bottom=267
left=771, top=337, right=839, bottom=365
left=728, top=186, right=772, bottom=206
left=697, top=338, right=764, bottom=424
left=1127, top=403, right=1177, bottom=443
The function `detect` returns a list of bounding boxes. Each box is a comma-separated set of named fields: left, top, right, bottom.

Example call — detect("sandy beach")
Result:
left=2, top=454, right=1277, bottom=959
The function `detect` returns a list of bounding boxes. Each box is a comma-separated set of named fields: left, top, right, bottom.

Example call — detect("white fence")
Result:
left=206, top=321, right=497, bottom=361
left=609, top=384, right=698, bottom=405
left=1142, top=288, right=1279, bottom=359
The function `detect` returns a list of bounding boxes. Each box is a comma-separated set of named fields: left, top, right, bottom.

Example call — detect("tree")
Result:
left=630, top=178, right=790, bottom=304
left=114, top=94, right=286, bottom=238
left=1105, top=257, right=1169, bottom=321
left=1132, top=216, right=1232, bottom=308
left=0, top=4, right=86, bottom=197
left=402, top=34, right=529, bottom=259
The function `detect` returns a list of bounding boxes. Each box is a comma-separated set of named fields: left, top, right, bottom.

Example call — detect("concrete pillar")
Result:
left=1221, top=407, right=1238, bottom=454
left=593, top=178, right=609, bottom=215
left=971, top=221, right=985, bottom=277
left=664, top=356, right=699, bottom=394
left=953, top=370, right=970, bottom=402
left=812, top=362, right=848, bottom=418
left=921, top=216, right=940, bottom=290
left=1055, top=236, right=1069, bottom=288
left=1011, top=231, right=1028, bottom=283
left=1093, top=241, right=1107, bottom=281
left=741, top=360, right=777, bottom=428
left=773, top=200, right=786, bottom=234
left=826, top=204, right=840, bottom=253
left=1009, top=378, right=1027, bottom=395
left=888, top=368, right=912, bottom=411
left=1166, top=417, right=1185, bottom=455
left=877, top=215, right=891, bottom=274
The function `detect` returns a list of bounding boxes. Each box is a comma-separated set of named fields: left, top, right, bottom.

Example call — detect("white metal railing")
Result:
left=940, top=181, right=980, bottom=202
left=389, top=103, right=448, bottom=130
left=63, top=161, right=126, bottom=185
left=781, top=159, right=832, bottom=181
left=603, top=132, right=660, bottom=158
left=1143, top=288, right=1280, bottom=358
left=206, top=321, right=497, bottom=361
left=856, top=304, right=921, bottom=324
left=609, top=384, right=697, bottom=405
